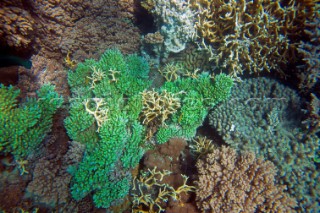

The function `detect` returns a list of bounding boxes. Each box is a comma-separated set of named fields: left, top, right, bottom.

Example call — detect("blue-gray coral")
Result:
left=209, top=77, right=319, bottom=212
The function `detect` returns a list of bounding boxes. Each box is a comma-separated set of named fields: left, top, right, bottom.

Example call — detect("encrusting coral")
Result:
left=196, top=146, right=297, bottom=213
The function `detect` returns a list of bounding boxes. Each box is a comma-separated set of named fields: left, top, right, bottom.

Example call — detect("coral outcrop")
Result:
left=29, top=0, right=141, bottom=60
left=196, top=146, right=297, bottom=212
left=141, top=0, right=196, bottom=59
left=209, top=77, right=320, bottom=212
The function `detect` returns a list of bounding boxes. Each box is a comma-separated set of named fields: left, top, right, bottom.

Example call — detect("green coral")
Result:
left=157, top=73, right=233, bottom=141
left=66, top=49, right=150, bottom=208
left=0, top=84, right=62, bottom=159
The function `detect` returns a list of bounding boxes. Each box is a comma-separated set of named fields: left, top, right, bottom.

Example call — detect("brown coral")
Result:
left=144, top=31, right=164, bottom=44
left=0, top=5, right=34, bottom=48
left=195, top=146, right=297, bottom=213
left=26, top=141, right=85, bottom=207
left=29, top=0, right=141, bottom=60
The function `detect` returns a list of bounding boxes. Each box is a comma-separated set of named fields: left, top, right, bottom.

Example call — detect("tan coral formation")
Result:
left=144, top=31, right=164, bottom=45
left=189, top=0, right=318, bottom=77
left=196, top=146, right=297, bottom=213
left=140, top=90, right=181, bottom=126
left=26, top=141, right=85, bottom=207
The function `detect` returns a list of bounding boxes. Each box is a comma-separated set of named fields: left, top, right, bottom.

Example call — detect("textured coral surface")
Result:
left=196, top=146, right=297, bottom=213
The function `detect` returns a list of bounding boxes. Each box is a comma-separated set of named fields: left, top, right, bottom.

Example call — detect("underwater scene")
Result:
left=0, top=0, right=319, bottom=212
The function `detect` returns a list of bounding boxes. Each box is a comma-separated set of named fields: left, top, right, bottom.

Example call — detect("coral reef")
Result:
left=3, top=0, right=142, bottom=99
left=141, top=0, right=196, bottom=58
left=196, top=146, right=297, bottom=212
left=209, top=77, right=320, bottom=212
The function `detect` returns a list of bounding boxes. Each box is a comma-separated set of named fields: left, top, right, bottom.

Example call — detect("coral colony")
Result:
left=0, top=0, right=319, bottom=212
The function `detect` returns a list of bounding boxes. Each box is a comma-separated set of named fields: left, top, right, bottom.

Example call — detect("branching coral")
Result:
left=0, top=84, right=62, bottom=160
left=297, top=7, right=320, bottom=91
left=65, top=49, right=151, bottom=208
left=131, top=167, right=195, bottom=213
left=83, top=98, right=109, bottom=132
left=196, top=146, right=297, bottom=213
left=140, top=90, right=181, bottom=126
left=188, top=0, right=310, bottom=77
left=158, top=63, right=185, bottom=82
left=189, top=136, right=215, bottom=158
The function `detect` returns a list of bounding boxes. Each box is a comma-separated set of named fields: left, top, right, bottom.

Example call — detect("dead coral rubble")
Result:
left=196, top=146, right=297, bottom=213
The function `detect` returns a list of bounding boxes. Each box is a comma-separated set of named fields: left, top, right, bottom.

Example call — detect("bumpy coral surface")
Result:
left=29, top=0, right=141, bottom=60
left=209, top=77, right=320, bottom=212
left=0, top=3, right=34, bottom=48
left=196, top=146, right=297, bottom=213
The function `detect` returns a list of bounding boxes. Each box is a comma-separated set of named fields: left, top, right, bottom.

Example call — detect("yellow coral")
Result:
left=87, top=66, right=106, bottom=88
left=131, top=167, right=195, bottom=213
left=189, top=0, right=300, bottom=76
left=158, top=62, right=184, bottom=82
left=190, top=136, right=215, bottom=158
left=141, top=0, right=156, bottom=12
left=140, top=90, right=181, bottom=126
left=83, top=98, right=109, bottom=132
